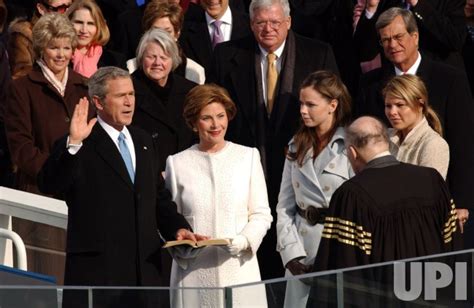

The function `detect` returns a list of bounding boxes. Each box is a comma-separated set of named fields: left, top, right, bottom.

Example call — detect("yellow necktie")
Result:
left=266, top=53, right=278, bottom=114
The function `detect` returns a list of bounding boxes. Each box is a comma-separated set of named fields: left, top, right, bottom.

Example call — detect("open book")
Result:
left=163, top=238, right=230, bottom=249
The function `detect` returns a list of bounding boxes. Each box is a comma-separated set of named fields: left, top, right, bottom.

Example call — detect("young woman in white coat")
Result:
left=165, top=84, right=272, bottom=308
left=276, top=70, right=353, bottom=307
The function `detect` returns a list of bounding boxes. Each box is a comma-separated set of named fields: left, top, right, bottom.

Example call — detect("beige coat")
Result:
left=390, top=117, right=450, bottom=179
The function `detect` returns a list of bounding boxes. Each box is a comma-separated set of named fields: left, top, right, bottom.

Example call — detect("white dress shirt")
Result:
left=205, top=6, right=233, bottom=43
left=394, top=52, right=422, bottom=75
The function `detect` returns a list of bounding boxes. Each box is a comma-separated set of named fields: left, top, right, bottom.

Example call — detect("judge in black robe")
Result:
left=307, top=116, right=462, bottom=307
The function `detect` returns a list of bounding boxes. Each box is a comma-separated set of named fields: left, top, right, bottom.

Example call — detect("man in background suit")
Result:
left=355, top=8, right=474, bottom=240
left=38, top=67, right=204, bottom=307
left=212, top=0, right=338, bottom=280
left=354, top=0, right=467, bottom=70
left=179, top=0, right=251, bottom=77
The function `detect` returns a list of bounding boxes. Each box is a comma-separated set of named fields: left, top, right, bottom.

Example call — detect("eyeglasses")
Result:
left=40, top=1, right=71, bottom=14
left=254, top=19, right=285, bottom=30
left=379, top=32, right=409, bottom=46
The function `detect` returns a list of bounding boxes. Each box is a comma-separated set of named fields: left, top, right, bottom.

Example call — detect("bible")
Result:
left=163, top=238, right=231, bottom=248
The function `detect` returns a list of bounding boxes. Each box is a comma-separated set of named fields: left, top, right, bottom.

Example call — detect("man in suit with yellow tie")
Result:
left=211, top=0, right=339, bottom=281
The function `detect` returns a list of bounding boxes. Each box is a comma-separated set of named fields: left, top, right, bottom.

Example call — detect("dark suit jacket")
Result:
left=132, top=71, right=197, bottom=170
left=110, top=7, right=144, bottom=60
left=289, top=0, right=360, bottom=96
left=356, top=57, right=474, bottom=210
left=38, top=124, right=190, bottom=286
left=462, top=31, right=474, bottom=95
left=179, top=6, right=251, bottom=78
left=98, top=47, right=127, bottom=70
left=212, top=31, right=339, bottom=205
left=212, top=30, right=338, bottom=281
left=354, top=0, right=467, bottom=70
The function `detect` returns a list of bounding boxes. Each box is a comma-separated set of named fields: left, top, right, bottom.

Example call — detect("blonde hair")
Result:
left=67, top=0, right=110, bottom=46
left=32, top=13, right=77, bottom=60
left=382, top=74, right=443, bottom=135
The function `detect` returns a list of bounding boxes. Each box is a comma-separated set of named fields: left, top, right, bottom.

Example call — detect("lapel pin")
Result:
left=144, top=146, right=148, bottom=150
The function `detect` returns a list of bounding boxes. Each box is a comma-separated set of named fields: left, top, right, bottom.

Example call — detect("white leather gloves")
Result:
left=225, top=235, right=249, bottom=256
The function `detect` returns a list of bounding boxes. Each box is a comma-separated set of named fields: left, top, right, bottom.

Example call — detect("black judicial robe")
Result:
left=307, top=155, right=462, bottom=307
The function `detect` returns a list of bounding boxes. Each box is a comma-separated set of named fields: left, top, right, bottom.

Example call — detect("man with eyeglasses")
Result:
left=7, top=0, right=71, bottom=79
left=211, top=0, right=339, bottom=282
left=355, top=8, right=474, bottom=249
left=354, top=0, right=467, bottom=71
left=36, top=0, right=71, bottom=14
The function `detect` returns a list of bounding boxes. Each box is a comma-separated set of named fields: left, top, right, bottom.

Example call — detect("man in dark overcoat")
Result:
left=38, top=67, right=203, bottom=307
left=211, top=0, right=339, bottom=280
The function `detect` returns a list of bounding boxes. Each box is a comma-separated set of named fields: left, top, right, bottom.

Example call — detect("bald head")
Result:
left=345, top=117, right=390, bottom=173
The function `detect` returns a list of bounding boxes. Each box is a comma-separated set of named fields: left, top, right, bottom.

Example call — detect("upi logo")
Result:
left=393, top=262, right=467, bottom=301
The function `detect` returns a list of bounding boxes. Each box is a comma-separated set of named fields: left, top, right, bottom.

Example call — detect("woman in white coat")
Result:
left=165, top=84, right=272, bottom=308
left=276, top=71, right=353, bottom=307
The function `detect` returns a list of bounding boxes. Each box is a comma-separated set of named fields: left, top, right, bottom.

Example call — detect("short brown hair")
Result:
left=142, top=1, right=183, bottom=34
left=67, top=0, right=110, bottom=46
left=376, top=7, right=418, bottom=34
left=183, top=84, right=237, bottom=130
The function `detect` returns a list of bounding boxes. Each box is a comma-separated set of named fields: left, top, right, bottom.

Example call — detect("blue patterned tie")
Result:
left=118, top=133, right=135, bottom=183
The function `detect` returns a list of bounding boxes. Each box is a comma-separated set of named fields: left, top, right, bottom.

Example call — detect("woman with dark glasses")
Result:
left=7, top=0, right=71, bottom=79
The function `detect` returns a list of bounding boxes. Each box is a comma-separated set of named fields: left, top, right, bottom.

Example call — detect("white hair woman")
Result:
left=131, top=28, right=198, bottom=170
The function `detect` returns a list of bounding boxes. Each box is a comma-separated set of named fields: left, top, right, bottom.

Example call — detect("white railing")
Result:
left=0, top=187, right=67, bottom=269
left=0, top=228, right=27, bottom=270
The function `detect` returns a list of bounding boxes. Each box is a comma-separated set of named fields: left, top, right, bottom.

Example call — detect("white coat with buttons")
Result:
left=276, top=127, right=353, bottom=307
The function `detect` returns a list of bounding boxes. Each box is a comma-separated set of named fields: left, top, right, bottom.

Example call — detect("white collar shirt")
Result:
left=97, top=115, right=136, bottom=171
left=395, top=52, right=422, bottom=76
left=206, top=6, right=233, bottom=43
